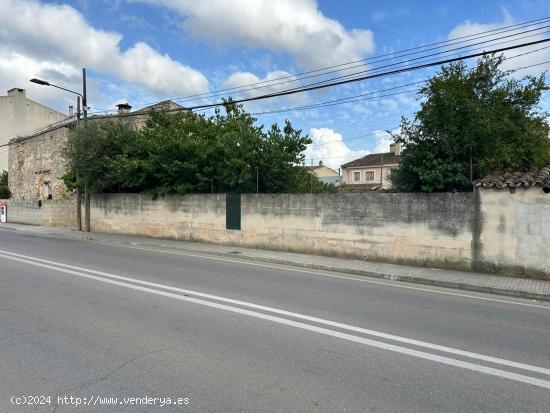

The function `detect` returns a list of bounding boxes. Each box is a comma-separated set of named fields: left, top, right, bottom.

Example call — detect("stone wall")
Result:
left=475, top=186, right=550, bottom=277
left=89, top=192, right=476, bottom=271
left=8, top=124, right=72, bottom=200
left=4, top=190, right=549, bottom=279
left=7, top=110, right=155, bottom=202
left=0, top=196, right=76, bottom=228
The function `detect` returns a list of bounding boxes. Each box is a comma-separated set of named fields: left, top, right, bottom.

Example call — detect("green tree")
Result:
left=391, top=55, right=550, bottom=192
left=64, top=100, right=333, bottom=195
left=0, top=170, right=10, bottom=198
left=64, top=120, right=141, bottom=193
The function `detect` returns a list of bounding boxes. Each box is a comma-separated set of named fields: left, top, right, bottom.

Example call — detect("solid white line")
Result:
left=3, top=228, right=548, bottom=309
left=2, top=248, right=550, bottom=379
left=2, top=252, right=550, bottom=389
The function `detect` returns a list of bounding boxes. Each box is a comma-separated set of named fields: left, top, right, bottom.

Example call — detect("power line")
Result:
left=172, top=17, right=550, bottom=101
left=185, top=37, right=550, bottom=111
left=173, top=20, right=550, bottom=103
left=90, top=17, right=550, bottom=113
left=4, top=44, right=550, bottom=152
left=302, top=56, right=550, bottom=156
left=85, top=36, right=550, bottom=121
left=0, top=117, right=74, bottom=146
left=273, top=27, right=550, bottom=95
left=242, top=44, right=550, bottom=120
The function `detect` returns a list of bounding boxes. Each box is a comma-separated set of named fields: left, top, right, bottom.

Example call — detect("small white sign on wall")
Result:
left=0, top=203, right=6, bottom=223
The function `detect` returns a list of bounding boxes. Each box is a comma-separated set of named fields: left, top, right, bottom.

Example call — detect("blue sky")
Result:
left=2, top=0, right=550, bottom=169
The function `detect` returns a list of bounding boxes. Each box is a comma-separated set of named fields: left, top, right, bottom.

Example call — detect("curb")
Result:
left=85, top=237, right=550, bottom=303
left=4, top=225, right=550, bottom=303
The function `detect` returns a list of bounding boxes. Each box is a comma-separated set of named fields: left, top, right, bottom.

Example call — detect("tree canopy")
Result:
left=0, top=170, right=10, bottom=199
left=64, top=101, right=334, bottom=195
left=390, top=55, right=550, bottom=192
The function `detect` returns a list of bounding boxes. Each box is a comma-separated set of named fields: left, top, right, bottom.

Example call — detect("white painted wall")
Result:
left=343, top=165, right=397, bottom=188
left=0, top=88, right=67, bottom=171
left=478, top=187, right=550, bottom=277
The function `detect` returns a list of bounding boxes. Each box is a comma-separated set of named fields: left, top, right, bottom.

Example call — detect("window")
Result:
left=353, top=171, right=361, bottom=182
left=365, top=171, right=375, bottom=181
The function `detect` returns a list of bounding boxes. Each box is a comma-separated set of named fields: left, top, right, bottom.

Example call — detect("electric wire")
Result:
left=90, top=16, right=550, bottom=112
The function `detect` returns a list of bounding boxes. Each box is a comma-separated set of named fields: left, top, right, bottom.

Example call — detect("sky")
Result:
left=1, top=0, right=550, bottom=170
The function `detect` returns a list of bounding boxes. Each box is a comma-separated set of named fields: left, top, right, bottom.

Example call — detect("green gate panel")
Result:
left=226, top=192, right=241, bottom=230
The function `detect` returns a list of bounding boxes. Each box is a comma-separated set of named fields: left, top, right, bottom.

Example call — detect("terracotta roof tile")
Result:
left=341, top=152, right=400, bottom=168
left=341, top=183, right=381, bottom=190
left=474, top=166, right=550, bottom=189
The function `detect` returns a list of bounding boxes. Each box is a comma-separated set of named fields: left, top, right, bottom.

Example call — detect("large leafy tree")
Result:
left=65, top=101, right=332, bottom=195
left=391, top=55, right=550, bottom=192
left=0, top=170, right=10, bottom=198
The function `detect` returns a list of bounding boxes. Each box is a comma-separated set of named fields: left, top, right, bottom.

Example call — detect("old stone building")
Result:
left=8, top=100, right=184, bottom=201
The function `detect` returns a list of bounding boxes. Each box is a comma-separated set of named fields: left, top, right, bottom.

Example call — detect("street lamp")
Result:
left=30, top=68, right=87, bottom=121
left=30, top=68, right=89, bottom=231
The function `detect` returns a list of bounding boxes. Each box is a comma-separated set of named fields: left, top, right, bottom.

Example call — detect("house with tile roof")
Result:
left=340, top=143, right=401, bottom=190
left=304, top=160, right=342, bottom=186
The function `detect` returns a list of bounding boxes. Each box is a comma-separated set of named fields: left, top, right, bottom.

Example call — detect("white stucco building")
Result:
left=0, top=88, right=68, bottom=171
left=341, top=142, right=401, bottom=190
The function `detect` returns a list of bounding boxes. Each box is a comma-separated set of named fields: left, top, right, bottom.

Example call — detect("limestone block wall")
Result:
left=90, top=193, right=226, bottom=241
left=8, top=126, right=71, bottom=201
left=1, top=196, right=76, bottom=228
left=7, top=113, right=151, bottom=203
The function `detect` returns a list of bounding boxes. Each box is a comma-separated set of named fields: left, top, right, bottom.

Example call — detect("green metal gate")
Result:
left=226, top=192, right=241, bottom=230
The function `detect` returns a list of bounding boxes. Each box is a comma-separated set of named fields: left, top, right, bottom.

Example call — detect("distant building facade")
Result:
left=305, top=160, right=342, bottom=186
left=0, top=88, right=68, bottom=171
left=341, top=143, right=401, bottom=190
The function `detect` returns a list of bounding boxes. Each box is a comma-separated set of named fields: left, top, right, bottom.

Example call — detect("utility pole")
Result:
left=82, top=68, right=91, bottom=233
left=75, top=96, right=82, bottom=231
left=30, top=68, right=89, bottom=232
left=255, top=166, right=259, bottom=194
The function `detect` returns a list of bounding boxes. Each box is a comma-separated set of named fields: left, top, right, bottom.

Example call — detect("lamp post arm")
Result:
left=49, top=83, right=84, bottom=100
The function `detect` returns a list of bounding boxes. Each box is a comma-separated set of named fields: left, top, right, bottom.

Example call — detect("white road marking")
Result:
left=109, top=243, right=550, bottom=310
left=3, top=227, right=548, bottom=309
left=2, top=249, right=550, bottom=389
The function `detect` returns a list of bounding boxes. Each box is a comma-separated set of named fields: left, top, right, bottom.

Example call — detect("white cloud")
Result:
left=134, top=0, right=375, bottom=70
left=0, top=0, right=208, bottom=98
left=303, top=128, right=369, bottom=170
left=372, top=130, right=393, bottom=153
left=448, top=9, right=550, bottom=75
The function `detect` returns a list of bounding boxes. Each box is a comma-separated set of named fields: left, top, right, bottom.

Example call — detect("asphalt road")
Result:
left=1, top=228, right=549, bottom=412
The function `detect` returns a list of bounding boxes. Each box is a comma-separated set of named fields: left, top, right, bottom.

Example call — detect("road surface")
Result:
left=1, top=228, right=549, bottom=412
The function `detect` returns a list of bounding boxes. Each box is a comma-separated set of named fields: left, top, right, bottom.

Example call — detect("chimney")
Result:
left=389, top=142, right=401, bottom=156
left=116, top=103, right=132, bottom=115
left=319, top=160, right=323, bottom=167
left=68, top=106, right=74, bottom=117
left=7, top=88, right=25, bottom=98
